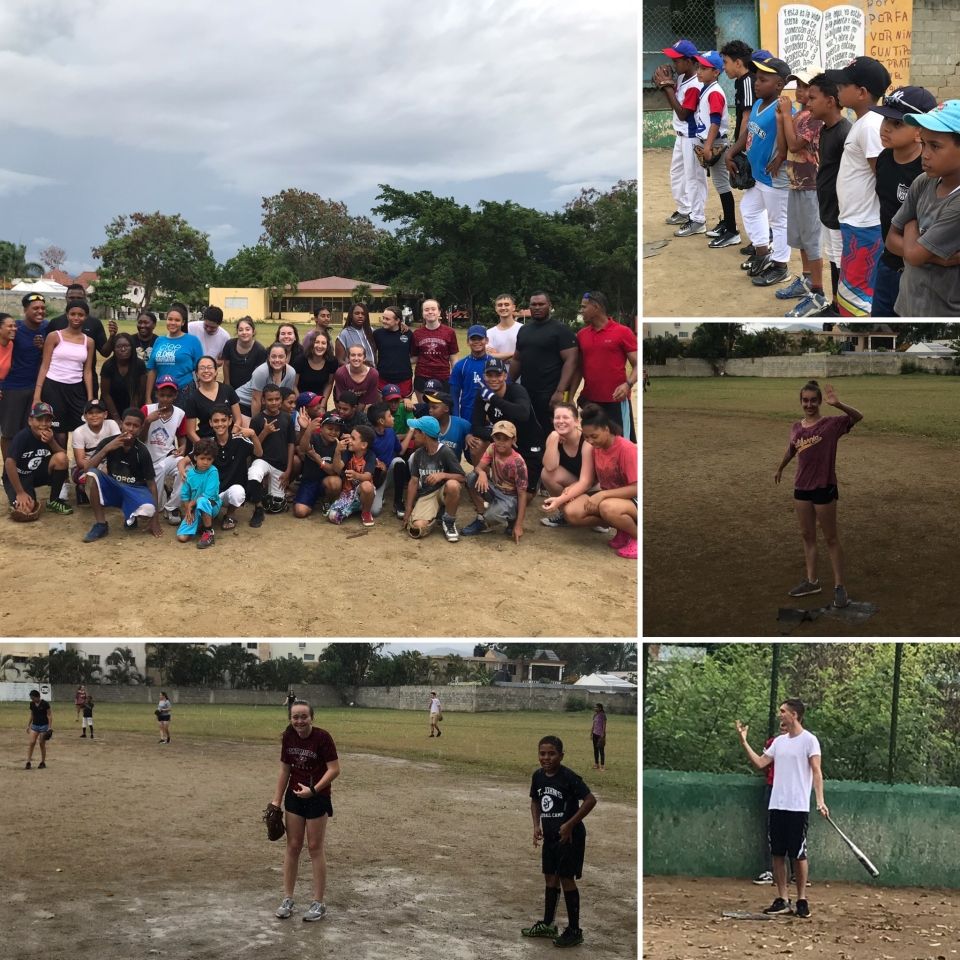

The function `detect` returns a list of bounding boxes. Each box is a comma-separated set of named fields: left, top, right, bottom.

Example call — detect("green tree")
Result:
left=25, top=655, right=50, bottom=682
left=255, top=655, right=307, bottom=690
left=367, top=650, right=430, bottom=686
left=642, top=334, right=684, bottom=366
left=733, top=327, right=789, bottom=358
left=0, top=240, right=43, bottom=281
left=351, top=283, right=373, bottom=303
left=260, top=190, right=383, bottom=280
left=685, top=323, right=742, bottom=364
left=146, top=644, right=179, bottom=686
left=48, top=649, right=87, bottom=684
left=93, top=211, right=217, bottom=310
left=264, top=263, right=301, bottom=319
left=219, top=244, right=285, bottom=288
left=166, top=644, right=219, bottom=687
left=207, top=644, right=260, bottom=689
left=314, top=643, right=384, bottom=690
left=91, top=268, right=132, bottom=319
left=106, top=646, right=144, bottom=685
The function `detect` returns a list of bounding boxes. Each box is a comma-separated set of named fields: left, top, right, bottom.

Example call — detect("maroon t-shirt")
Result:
left=280, top=725, right=338, bottom=795
left=412, top=325, right=459, bottom=379
left=790, top=414, right=854, bottom=490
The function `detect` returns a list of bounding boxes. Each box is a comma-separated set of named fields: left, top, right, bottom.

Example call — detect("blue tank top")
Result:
left=746, top=99, right=789, bottom=189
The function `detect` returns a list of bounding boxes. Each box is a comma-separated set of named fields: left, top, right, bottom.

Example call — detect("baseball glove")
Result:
left=263, top=802, right=285, bottom=841
left=694, top=143, right=725, bottom=168
left=43, top=730, right=53, bottom=741
left=728, top=151, right=756, bottom=190
left=9, top=501, right=42, bottom=523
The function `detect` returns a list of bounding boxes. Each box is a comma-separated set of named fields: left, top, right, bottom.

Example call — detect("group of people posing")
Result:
left=656, top=40, right=960, bottom=317
left=1, top=287, right=638, bottom=557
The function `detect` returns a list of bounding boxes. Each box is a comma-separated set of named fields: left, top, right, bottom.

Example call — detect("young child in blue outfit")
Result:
left=176, top=437, right=221, bottom=548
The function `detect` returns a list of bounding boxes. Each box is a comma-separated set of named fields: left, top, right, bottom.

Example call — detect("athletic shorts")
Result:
left=157, top=713, right=171, bottom=722
left=820, top=223, right=842, bottom=267
left=768, top=809, right=808, bottom=861
left=295, top=478, right=328, bottom=508
left=3, top=464, right=53, bottom=504
left=577, top=397, right=635, bottom=442
left=379, top=377, right=413, bottom=398
left=0, top=387, right=35, bottom=439
left=466, top=472, right=518, bottom=525
left=284, top=788, right=334, bottom=820
left=794, top=484, right=838, bottom=505
left=541, top=829, right=586, bottom=879
left=40, top=378, right=88, bottom=433
left=85, top=471, right=156, bottom=520
left=787, top=190, right=822, bottom=258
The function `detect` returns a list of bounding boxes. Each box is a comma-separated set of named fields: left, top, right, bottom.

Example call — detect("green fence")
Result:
left=644, top=769, right=960, bottom=888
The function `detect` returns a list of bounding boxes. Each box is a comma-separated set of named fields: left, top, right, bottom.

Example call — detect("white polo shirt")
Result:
left=763, top=729, right=821, bottom=812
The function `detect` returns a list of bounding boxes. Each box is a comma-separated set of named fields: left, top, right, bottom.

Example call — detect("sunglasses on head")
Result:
left=25, top=294, right=45, bottom=303
left=883, top=91, right=925, bottom=115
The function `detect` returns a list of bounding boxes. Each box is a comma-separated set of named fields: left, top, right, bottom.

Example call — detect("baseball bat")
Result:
left=825, top=815, right=879, bottom=877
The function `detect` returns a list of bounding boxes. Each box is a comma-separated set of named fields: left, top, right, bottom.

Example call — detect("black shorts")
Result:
left=794, top=484, right=838, bottom=505
left=577, top=397, right=635, bottom=442
left=157, top=713, right=171, bottom=722
left=3, top=464, right=53, bottom=504
left=768, top=809, right=808, bottom=861
left=284, top=788, right=334, bottom=820
left=541, top=829, right=586, bottom=879
left=40, top=379, right=88, bottom=433
left=0, top=387, right=34, bottom=439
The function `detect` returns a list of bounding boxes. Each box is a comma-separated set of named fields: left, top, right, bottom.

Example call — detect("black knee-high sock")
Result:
left=392, top=460, right=410, bottom=510
left=247, top=478, right=264, bottom=505
left=563, top=886, right=580, bottom=930
left=830, top=262, right=840, bottom=302
left=720, top=191, right=736, bottom=230
left=49, top=468, right=67, bottom=501
left=544, top=885, right=560, bottom=924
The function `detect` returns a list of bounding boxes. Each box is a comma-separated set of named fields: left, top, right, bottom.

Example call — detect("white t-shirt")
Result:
left=486, top=322, right=522, bottom=359
left=429, top=697, right=441, bottom=715
left=187, top=321, right=231, bottom=361
left=142, top=403, right=186, bottom=465
left=837, top=111, right=884, bottom=227
left=763, top=729, right=821, bottom=812
left=72, top=419, right=121, bottom=455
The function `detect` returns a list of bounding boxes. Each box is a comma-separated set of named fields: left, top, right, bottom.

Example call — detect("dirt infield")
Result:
left=643, top=409, right=960, bottom=636
left=642, top=149, right=808, bottom=318
left=644, top=875, right=960, bottom=960
left=2, top=730, right=637, bottom=960
left=0, top=503, right=637, bottom=636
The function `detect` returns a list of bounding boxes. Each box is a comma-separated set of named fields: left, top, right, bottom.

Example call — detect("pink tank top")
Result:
left=47, top=330, right=89, bottom=384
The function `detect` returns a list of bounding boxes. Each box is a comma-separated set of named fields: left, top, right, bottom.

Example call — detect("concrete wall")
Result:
left=644, top=769, right=960, bottom=888
left=645, top=354, right=957, bottom=378
left=50, top=683, right=342, bottom=707
left=645, top=358, right=715, bottom=377
left=911, top=0, right=960, bottom=100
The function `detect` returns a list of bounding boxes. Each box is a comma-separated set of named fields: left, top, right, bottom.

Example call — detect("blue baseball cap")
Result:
left=695, top=50, right=723, bottom=71
left=904, top=98, right=960, bottom=134
left=467, top=324, right=487, bottom=339
left=752, top=49, right=773, bottom=62
left=663, top=39, right=698, bottom=59
left=296, top=391, right=318, bottom=409
left=407, top=415, right=440, bottom=439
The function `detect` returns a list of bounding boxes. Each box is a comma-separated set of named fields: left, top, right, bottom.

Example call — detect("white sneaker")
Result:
left=276, top=897, right=295, bottom=919
left=303, top=901, right=326, bottom=922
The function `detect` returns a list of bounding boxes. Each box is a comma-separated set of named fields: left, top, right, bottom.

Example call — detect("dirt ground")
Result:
left=0, top=497, right=637, bottom=636
left=642, top=148, right=809, bottom=318
left=644, top=875, right=960, bottom=960
left=2, top=730, right=637, bottom=960
left=643, top=410, right=960, bottom=636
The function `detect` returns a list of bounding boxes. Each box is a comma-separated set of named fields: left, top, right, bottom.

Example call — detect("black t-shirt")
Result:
left=180, top=383, right=240, bottom=437
left=372, top=327, right=415, bottom=381
left=734, top=73, right=755, bottom=140
left=816, top=117, right=853, bottom=230
left=213, top=433, right=255, bottom=490
left=471, top=381, right=545, bottom=453
left=408, top=443, right=465, bottom=496
left=100, top=355, right=147, bottom=413
left=135, top=334, right=158, bottom=363
left=222, top=339, right=268, bottom=391
left=29, top=699, right=51, bottom=726
left=92, top=435, right=154, bottom=486
left=514, top=318, right=578, bottom=395
left=47, top=313, right=108, bottom=352
left=301, top=434, right=339, bottom=482
left=293, top=354, right=338, bottom=395
left=876, top=147, right=924, bottom=269
left=250, top=411, right=295, bottom=469
left=6, top=427, right=54, bottom=478
left=82, top=701, right=94, bottom=718
left=529, top=765, right=591, bottom=839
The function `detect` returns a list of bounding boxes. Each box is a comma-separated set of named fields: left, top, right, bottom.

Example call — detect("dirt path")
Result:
left=2, top=731, right=637, bottom=960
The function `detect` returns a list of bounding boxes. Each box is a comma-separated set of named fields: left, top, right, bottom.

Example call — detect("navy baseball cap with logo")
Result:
left=484, top=358, right=507, bottom=374
left=871, top=86, right=938, bottom=120
left=825, top=56, right=891, bottom=99
left=155, top=374, right=179, bottom=391
left=467, top=324, right=487, bottom=340
left=422, top=378, right=445, bottom=394
left=381, top=384, right=403, bottom=400
left=662, top=39, right=699, bottom=59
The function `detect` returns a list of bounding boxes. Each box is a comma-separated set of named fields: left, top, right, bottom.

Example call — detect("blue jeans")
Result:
left=870, top=257, right=902, bottom=318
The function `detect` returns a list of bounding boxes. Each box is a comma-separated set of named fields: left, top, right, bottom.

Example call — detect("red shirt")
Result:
left=412, top=325, right=459, bottom=380
left=592, top=435, right=637, bottom=490
left=280, top=725, right=338, bottom=795
left=789, top=414, right=853, bottom=490
left=576, top=320, right=637, bottom=403
left=333, top=364, right=380, bottom=406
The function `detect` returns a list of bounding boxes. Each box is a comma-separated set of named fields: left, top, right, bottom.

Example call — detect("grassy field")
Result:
left=645, top=375, right=960, bottom=443
left=1, top=702, right=636, bottom=802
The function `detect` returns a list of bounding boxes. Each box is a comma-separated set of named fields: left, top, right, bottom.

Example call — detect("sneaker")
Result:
left=124, top=516, right=138, bottom=530
left=608, top=530, right=630, bottom=551
left=461, top=517, right=490, bottom=536
left=83, top=521, right=109, bottom=543
left=740, top=242, right=756, bottom=256
left=815, top=302, right=841, bottom=317
left=664, top=210, right=688, bottom=225
left=360, top=511, right=375, bottom=527
left=785, top=293, right=828, bottom=318
left=302, top=901, right=327, bottom=922
left=705, top=218, right=726, bottom=238
left=753, top=871, right=774, bottom=885
left=752, top=261, right=790, bottom=286
left=250, top=506, right=265, bottom=528
left=708, top=227, right=741, bottom=248
left=616, top=537, right=638, bottom=559
left=521, top=921, right=559, bottom=938
left=554, top=927, right=584, bottom=948
left=46, top=498, right=73, bottom=515
left=197, top=529, right=215, bottom=549
left=395, top=506, right=406, bottom=520
left=25, top=761, right=31, bottom=769
left=165, top=508, right=181, bottom=526
left=540, top=512, right=567, bottom=527
left=834, top=585, right=850, bottom=608
left=741, top=253, right=769, bottom=275
left=591, top=525, right=613, bottom=534
left=38, top=761, right=46, bottom=769
left=795, top=899, right=810, bottom=919
left=441, top=515, right=459, bottom=542
left=775, top=275, right=811, bottom=300
left=788, top=578, right=821, bottom=597
left=763, top=898, right=793, bottom=915
left=275, top=897, right=295, bottom=920
left=675, top=219, right=706, bottom=237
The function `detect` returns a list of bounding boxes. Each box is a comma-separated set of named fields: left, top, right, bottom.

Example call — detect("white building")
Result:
left=642, top=321, right=698, bottom=342
left=262, top=642, right=330, bottom=665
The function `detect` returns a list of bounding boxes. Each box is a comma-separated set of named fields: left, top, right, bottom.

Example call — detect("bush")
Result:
left=563, top=697, right=590, bottom=712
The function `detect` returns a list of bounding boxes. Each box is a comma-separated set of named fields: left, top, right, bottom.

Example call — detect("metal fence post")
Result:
left=767, top=644, right=781, bottom=740
left=888, top=643, right=904, bottom=783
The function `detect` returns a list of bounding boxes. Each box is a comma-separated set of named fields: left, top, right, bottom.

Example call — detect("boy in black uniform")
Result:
left=81, top=694, right=95, bottom=738
left=247, top=383, right=295, bottom=527
left=3, top=401, right=72, bottom=516
left=523, top=735, right=597, bottom=948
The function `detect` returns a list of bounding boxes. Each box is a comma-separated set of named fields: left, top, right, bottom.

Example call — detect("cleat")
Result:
left=785, top=293, right=828, bottom=318
left=675, top=219, right=706, bottom=237
left=664, top=210, right=688, bottom=225
left=83, top=521, right=109, bottom=543
left=197, top=529, right=215, bottom=549
left=441, top=515, right=459, bottom=542
left=250, top=506, right=265, bottom=528
left=553, top=927, right=584, bottom=948
left=705, top=218, right=726, bottom=238
left=834, top=585, right=850, bottom=608
left=752, top=261, right=790, bottom=286
left=522, top=920, right=559, bottom=938
left=46, top=498, right=73, bottom=515
left=708, top=228, right=741, bottom=248
left=775, top=276, right=811, bottom=300
left=540, top=512, right=567, bottom=527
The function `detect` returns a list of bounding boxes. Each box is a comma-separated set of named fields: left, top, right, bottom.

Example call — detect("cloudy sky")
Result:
left=1, top=0, right=637, bottom=276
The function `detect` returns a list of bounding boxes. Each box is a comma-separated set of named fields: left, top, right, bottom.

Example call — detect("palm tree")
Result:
left=0, top=654, right=21, bottom=679
left=0, top=240, right=43, bottom=282
left=25, top=655, right=50, bottom=682
left=106, top=646, right=144, bottom=685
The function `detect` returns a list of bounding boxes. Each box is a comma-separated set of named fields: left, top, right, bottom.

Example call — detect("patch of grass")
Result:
left=644, top=376, right=960, bottom=443
left=0, top=703, right=636, bottom=802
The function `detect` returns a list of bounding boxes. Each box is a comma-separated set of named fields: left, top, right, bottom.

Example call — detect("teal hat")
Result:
left=904, top=99, right=960, bottom=135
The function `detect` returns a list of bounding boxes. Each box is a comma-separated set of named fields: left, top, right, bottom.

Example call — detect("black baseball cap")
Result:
left=825, top=57, right=891, bottom=99
left=870, top=85, right=938, bottom=120
left=754, top=57, right=791, bottom=80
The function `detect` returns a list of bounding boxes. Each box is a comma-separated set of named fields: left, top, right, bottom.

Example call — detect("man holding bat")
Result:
left=736, top=698, right=828, bottom=919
